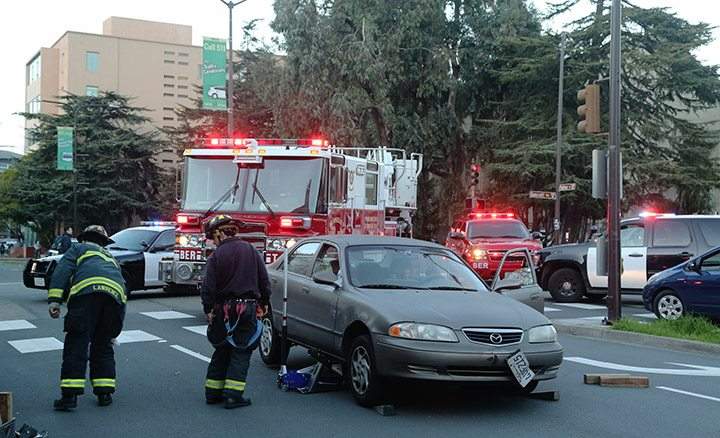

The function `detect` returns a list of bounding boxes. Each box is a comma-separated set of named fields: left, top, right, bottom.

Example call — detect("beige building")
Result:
left=24, top=17, right=203, bottom=169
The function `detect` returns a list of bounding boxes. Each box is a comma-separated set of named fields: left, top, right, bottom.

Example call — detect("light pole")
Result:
left=554, top=33, right=566, bottom=245
left=220, top=0, right=249, bottom=138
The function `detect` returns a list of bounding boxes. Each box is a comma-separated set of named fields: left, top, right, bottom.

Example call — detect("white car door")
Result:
left=144, top=230, right=174, bottom=288
left=586, top=223, right=647, bottom=289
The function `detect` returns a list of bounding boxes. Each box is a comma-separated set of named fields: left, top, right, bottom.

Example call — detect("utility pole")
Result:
left=220, top=0, right=249, bottom=138
left=607, top=0, right=623, bottom=323
left=554, top=33, right=566, bottom=245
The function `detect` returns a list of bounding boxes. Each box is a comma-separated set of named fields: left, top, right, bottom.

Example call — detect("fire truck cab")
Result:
left=160, top=138, right=422, bottom=287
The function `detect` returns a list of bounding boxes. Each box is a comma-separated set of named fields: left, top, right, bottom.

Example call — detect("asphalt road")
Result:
left=1, top=261, right=719, bottom=438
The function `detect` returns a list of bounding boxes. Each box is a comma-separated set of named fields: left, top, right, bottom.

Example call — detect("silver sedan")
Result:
left=259, top=235, right=562, bottom=406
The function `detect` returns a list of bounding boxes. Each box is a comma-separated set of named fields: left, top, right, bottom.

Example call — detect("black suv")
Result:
left=537, top=214, right=720, bottom=302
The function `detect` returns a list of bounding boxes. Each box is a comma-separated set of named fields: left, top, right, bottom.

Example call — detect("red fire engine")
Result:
left=159, top=137, right=422, bottom=287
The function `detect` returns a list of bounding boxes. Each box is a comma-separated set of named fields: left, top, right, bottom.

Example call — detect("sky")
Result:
left=0, top=0, right=718, bottom=155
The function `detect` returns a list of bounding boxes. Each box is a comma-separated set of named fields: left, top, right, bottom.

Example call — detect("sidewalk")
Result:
left=554, top=317, right=720, bottom=356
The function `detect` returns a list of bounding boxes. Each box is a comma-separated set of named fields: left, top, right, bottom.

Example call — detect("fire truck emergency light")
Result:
left=280, top=216, right=311, bottom=230
left=177, top=214, right=201, bottom=225
left=471, top=212, right=515, bottom=219
left=201, top=138, right=330, bottom=148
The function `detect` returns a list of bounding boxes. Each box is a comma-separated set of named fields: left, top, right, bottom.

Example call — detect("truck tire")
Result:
left=547, top=268, right=585, bottom=302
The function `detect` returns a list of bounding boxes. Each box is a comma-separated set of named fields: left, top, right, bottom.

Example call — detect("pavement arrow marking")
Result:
left=565, top=356, right=720, bottom=377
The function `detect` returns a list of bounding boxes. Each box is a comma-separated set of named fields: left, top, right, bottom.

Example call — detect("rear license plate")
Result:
left=472, top=262, right=489, bottom=269
left=33, top=277, right=44, bottom=288
left=175, top=248, right=203, bottom=261
left=507, top=350, right=535, bottom=388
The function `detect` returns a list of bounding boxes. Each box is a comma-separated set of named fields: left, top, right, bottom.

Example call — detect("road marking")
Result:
left=170, top=345, right=211, bottom=363
left=0, top=320, right=36, bottom=331
left=8, top=337, right=64, bottom=353
left=657, top=386, right=720, bottom=403
left=140, top=311, right=195, bottom=320
left=183, top=325, right=208, bottom=336
left=633, top=313, right=657, bottom=319
left=579, top=316, right=606, bottom=321
left=0, top=282, right=22, bottom=285
left=544, top=307, right=561, bottom=312
left=116, top=330, right=162, bottom=344
left=566, top=356, right=720, bottom=376
left=554, top=303, right=606, bottom=310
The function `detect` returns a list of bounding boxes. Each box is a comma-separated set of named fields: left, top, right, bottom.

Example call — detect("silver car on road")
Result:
left=259, top=236, right=563, bottom=406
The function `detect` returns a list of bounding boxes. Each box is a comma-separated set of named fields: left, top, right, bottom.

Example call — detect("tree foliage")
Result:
left=8, top=93, right=166, bottom=244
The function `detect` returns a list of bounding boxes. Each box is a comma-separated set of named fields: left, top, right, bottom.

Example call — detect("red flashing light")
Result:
left=311, top=138, right=324, bottom=147
left=280, top=216, right=311, bottom=229
left=471, top=212, right=515, bottom=219
left=177, top=214, right=200, bottom=226
left=210, top=138, right=219, bottom=146
left=470, top=164, right=481, bottom=173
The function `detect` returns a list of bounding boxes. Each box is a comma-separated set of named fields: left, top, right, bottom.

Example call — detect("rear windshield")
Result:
left=467, top=220, right=529, bottom=239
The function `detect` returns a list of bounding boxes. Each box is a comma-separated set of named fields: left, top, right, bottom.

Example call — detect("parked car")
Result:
left=23, top=224, right=176, bottom=296
left=537, top=214, right=720, bottom=302
left=259, top=235, right=562, bottom=407
left=643, top=246, right=720, bottom=320
left=207, top=86, right=226, bottom=99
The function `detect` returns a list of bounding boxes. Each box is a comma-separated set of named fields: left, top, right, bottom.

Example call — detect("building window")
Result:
left=86, top=86, right=99, bottom=97
left=27, top=55, right=41, bottom=85
left=164, top=60, right=175, bottom=64
left=163, top=116, right=174, bottom=121
left=86, top=52, right=100, bottom=72
left=177, top=85, right=188, bottom=90
left=178, top=61, right=189, bottom=66
left=179, top=52, right=189, bottom=57
left=162, top=125, right=174, bottom=129
left=27, top=96, right=41, bottom=114
left=163, top=107, right=174, bottom=111
left=163, top=75, right=175, bottom=79
left=163, top=93, right=175, bottom=97
left=178, top=76, right=188, bottom=81
left=178, top=94, right=188, bottom=98
left=164, top=50, right=175, bottom=56
left=164, top=84, right=175, bottom=88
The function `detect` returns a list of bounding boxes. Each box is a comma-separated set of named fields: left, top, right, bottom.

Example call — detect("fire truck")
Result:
left=159, top=137, right=422, bottom=287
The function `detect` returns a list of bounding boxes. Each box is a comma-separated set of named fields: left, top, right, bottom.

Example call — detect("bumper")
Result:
left=373, top=334, right=563, bottom=383
left=159, top=259, right=204, bottom=285
left=23, top=259, right=54, bottom=290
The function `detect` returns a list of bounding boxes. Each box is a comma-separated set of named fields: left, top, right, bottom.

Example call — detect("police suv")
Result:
left=537, top=214, right=720, bottom=302
left=24, top=223, right=176, bottom=296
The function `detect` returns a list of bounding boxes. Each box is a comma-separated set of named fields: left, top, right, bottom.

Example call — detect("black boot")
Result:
left=224, top=396, right=252, bottom=409
left=53, top=395, right=77, bottom=411
left=97, top=394, right=113, bottom=407
left=206, top=395, right=223, bottom=405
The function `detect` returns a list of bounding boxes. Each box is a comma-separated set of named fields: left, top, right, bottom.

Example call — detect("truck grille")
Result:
left=463, top=328, right=524, bottom=346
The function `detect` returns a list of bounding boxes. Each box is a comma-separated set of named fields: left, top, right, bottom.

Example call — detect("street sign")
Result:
left=553, top=218, right=560, bottom=231
left=559, top=183, right=576, bottom=192
left=56, top=127, right=73, bottom=171
left=529, top=191, right=557, bottom=200
left=202, top=37, right=227, bottom=110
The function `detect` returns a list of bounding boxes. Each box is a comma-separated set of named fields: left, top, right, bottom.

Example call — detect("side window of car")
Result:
left=287, top=242, right=321, bottom=277
left=653, top=220, right=691, bottom=247
left=701, top=252, right=720, bottom=272
left=698, top=220, right=720, bottom=247
left=620, top=224, right=645, bottom=248
left=153, top=231, right=175, bottom=251
left=312, top=244, right=340, bottom=280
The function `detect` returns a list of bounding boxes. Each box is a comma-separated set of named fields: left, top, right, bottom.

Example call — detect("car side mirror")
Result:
left=493, top=276, right=524, bottom=292
left=531, top=231, right=543, bottom=240
left=448, top=232, right=466, bottom=240
left=313, top=271, right=340, bottom=288
left=687, top=261, right=699, bottom=272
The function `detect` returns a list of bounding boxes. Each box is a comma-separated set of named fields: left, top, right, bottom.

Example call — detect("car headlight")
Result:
left=285, top=238, right=297, bottom=249
left=388, top=323, right=459, bottom=343
left=470, top=248, right=487, bottom=260
left=528, top=325, right=557, bottom=343
left=177, top=235, right=189, bottom=246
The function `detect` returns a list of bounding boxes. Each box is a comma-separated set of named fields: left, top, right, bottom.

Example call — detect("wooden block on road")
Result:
left=584, top=373, right=631, bottom=385
left=598, top=375, right=650, bottom=388
left=0, top=392, right=12, bottom=423
left=374, top=404, right=396, bottom=416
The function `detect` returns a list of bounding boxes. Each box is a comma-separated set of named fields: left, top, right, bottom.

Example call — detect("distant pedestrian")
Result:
left=52, top=227, right=74, bottom=255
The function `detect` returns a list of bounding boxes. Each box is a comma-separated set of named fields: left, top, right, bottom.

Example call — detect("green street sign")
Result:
left=202, top=37, right=227, bottom=110
left=57, top=126, right=74, bottom=171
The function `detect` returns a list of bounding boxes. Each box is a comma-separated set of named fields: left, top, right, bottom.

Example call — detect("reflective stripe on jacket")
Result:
left=48, top=242, right=127, bottom=305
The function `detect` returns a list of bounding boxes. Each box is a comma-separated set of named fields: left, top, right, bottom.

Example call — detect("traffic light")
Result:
left=577, top=83, right=601, bottom=134
left=470, top=163, right=480, bottom=186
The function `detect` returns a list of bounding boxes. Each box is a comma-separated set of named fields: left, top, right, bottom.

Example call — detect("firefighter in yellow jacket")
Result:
left=48, top=225, right=127, bottom=411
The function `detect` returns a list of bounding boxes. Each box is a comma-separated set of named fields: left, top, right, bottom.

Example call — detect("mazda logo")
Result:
left=489, top=333, right=503, bottom=344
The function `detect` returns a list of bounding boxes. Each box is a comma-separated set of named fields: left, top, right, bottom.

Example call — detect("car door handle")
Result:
left=302, top=287, right=310, bottom=294
left=628, top=253, right=644, bottom=257
left=680, top=252, right=693, bottom=258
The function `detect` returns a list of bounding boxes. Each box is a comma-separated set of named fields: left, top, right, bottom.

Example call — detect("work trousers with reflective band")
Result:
left=205, top=345, right=253, bottom=398
left=60, top=293, right=125, bottom=396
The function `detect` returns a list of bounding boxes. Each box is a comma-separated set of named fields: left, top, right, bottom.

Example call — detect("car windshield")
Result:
left=108, top=229, right=159, bottom=251
left=347, top=245, right=488, bottom=291
left=182, top=157, right=323, bottom=214
left=467, top=220, right=529, bottom=239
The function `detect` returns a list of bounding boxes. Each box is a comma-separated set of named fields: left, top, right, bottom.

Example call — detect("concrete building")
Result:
left=0, top=149, right=21, bottom=173
left=24, top=17, right=203, bottom=169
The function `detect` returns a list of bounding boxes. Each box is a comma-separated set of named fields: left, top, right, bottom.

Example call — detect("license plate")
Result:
left=175, top=248, right=203, bottom=261
left=507, top=350, right=535, bottom=388
left=33, top=277, right=44, bottom=288
left=472, top=262, right=489, bottom=269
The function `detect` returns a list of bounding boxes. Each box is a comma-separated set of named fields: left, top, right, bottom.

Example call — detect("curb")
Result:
left=0, top=258, right=29, bottom=264
left=554, top=320, right=720, bottom=356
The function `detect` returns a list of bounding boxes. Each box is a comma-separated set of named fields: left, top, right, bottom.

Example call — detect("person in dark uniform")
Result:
left=48, top=225, right=126, bottom=411
left=201, top=215, right=271, bottom=409
left=53, top=227, right=74, bottom=255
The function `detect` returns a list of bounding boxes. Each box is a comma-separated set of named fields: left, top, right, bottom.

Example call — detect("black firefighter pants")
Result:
left=60, top=293, right=125, bottom=396
left=205, top=343, right=253, bottom=399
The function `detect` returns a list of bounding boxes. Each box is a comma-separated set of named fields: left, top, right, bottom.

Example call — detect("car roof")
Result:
left=121, top=226, right=175, bottom=233
left=625, top=214, right=720, bottom=221
left=300, top=235, right=448, bottom=250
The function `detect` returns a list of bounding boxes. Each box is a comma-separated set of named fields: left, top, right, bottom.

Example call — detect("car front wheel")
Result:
left=346, top=335, right=384, bottom=407
left=654, top=290, right=685, bottom=320
left=547, top=268, right=585, bottom=302
left=259, top=312, right=281, bottom=365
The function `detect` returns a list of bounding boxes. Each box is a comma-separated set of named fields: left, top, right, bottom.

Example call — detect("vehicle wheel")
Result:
left=346, top=335, right=384, bottom=407
left=653, top=290, right=684, bottom=320
left=259, top=312, right=281, bottom=366
left=547, top=268, right=585, bottom=302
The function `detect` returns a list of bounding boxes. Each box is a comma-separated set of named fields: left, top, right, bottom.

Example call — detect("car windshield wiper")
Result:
left=107, top=246, right=128, bottom=251
left=251, top=182, right=275, bottom=217
left=356, top=283, right=414, bottom=289
left=426, top=286, right=478, bottom=291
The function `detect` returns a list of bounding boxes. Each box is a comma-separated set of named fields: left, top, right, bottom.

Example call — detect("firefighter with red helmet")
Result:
left=201, top=215, right=271, bottom=409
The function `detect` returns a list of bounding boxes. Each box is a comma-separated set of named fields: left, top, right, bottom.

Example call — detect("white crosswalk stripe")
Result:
left=116, top=330, right=162, bottom=344
left=8, top=337, right=64, bottom=353
left=554, top=303, right=606, bottom=310
left=544, top=307, right=562, bottom=312
left=0, top=320, right=36, bottom=331
left=140, top=311, right=195, bottom=320
left=183, top=325, right=208, bottom=336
